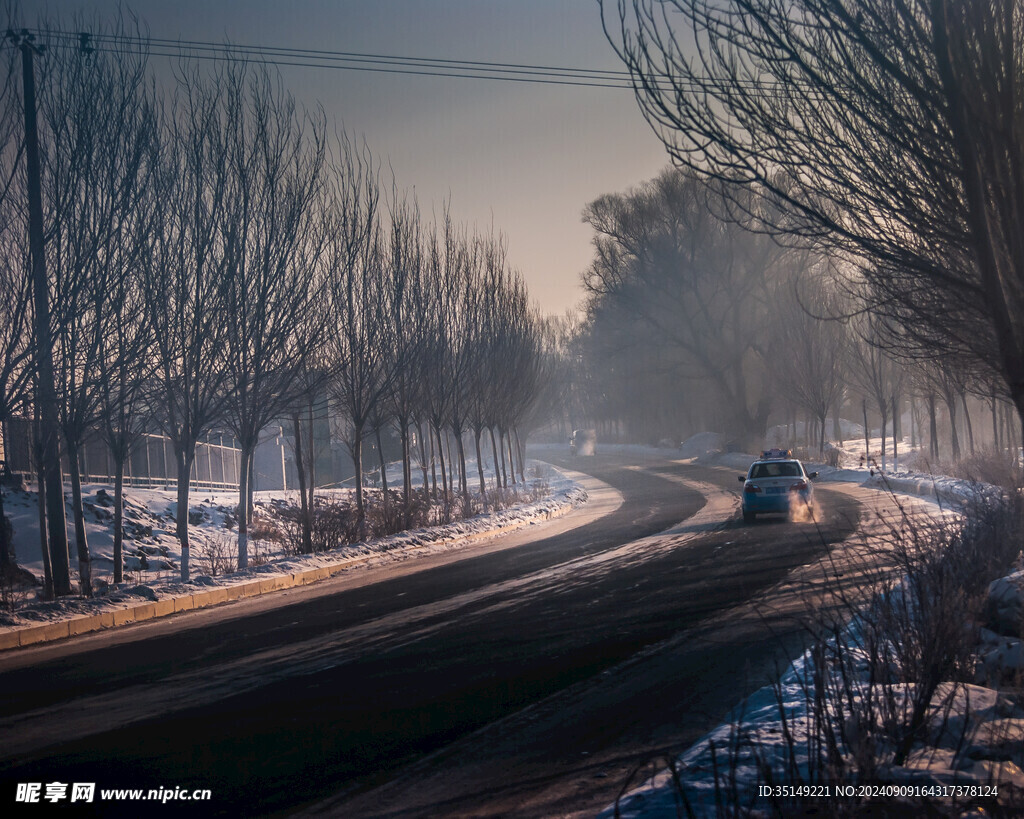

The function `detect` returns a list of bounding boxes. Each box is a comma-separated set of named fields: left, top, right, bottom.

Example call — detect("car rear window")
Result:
left=751, top=462, right=801, bottom=478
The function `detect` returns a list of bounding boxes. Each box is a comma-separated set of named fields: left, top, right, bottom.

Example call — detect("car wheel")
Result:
left=743, top=510, right=756, bottom=524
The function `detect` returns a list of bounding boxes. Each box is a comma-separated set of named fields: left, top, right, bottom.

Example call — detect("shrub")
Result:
left=627, top=487, right=1024, bottom=816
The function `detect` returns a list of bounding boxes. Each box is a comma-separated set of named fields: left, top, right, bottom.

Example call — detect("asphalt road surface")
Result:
left=0, top=449, right=864, bottom=817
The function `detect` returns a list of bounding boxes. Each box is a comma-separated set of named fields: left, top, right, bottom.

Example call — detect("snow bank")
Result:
left=0, top=463, right=587, bottom=633
left=605, top=647, right=1024, bottom=817
left=863, top=471, right=1004, bottom=508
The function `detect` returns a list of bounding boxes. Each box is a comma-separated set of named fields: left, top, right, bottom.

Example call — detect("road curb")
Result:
left=0, top=496, right=578, bottom=652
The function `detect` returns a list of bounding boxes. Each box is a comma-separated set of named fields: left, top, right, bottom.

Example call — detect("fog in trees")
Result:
left=601, top=0, right=1024, bottom=439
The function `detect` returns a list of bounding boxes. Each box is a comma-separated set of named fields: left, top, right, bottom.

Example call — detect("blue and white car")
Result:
left=738, top=449, right=817, bottom=523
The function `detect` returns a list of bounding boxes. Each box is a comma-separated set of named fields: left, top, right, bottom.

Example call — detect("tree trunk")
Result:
left=507, top=427, right=516, bottom=487
left=929, top=393, right=940, bottom=460
left=879, top=409, right=888, bottom=473
left=862, top=399, right=870, bottom=466
left=306, top=398, right=316, bottom=500
left=454, top=428, right=468, bottom=499
left=910, top=394, right=918, bottom=449
left=0, top=417, right=11, bottom=570
left=113, top=457, right=125, bottom=585
left=433, top=424, right=447, bottom=498
left=444, top=429, right=456, bottom=494
left=946, top=395, right=961, bottom=461
left=399, top=420, right=411, bottom=521
left=246, top=452, right=255, bottom=526
left=292, top=412, right=312, bottom=554
left=175, top=447, right=195, bottom=582
left=415, top=420, right=429, bottom=495
left=891, top=394, right=899, bottom=473
left=473, top=427, right=487, bottom=507
left=0, top=481, right=9, bottom=574
left=428, top=422, right=438, bottom=496
left=490, top=428, right=502, bottom=490
left=992, top=388, right=1000, bottom=451
left=513, top=427, right=526, bottom=482
left=36, top=467, right=53, bottom=596
left=506, top=431, right=517, bottom=486
left=497, top=428, right=509, bottom=488
left=375, top=425, right=389, bottom=511
left=353, top=428, right=366, bottom=537
left=33, top=421, right=53, bottom=598
left=961, top=392, right=975, bottom=454
left=67, top=442, right=92, bottom=596
left=237, top=443, right=253, bottom=569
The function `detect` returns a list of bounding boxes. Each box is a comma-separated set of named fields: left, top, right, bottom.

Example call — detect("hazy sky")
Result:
left=30, top=0, right=671, bottom=314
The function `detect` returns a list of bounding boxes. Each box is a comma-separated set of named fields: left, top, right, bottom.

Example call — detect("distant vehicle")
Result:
left=570, top=429, right=597, bottom=456
left=738, top=449, right=818, bottom=523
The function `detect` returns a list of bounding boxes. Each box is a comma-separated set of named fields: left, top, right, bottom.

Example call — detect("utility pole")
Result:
left=10, top=29, right=72, bottom=596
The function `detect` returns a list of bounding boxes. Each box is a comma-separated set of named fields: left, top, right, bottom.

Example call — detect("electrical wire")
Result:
left=31, top=28, right=653, bottom=90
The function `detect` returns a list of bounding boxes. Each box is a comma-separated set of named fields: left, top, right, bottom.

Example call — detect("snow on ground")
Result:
left=0, top=460, right=587, bottom=631
left=603, top=561, right=1024, bottom=817
left=590, top=438, right=1024, bottom=816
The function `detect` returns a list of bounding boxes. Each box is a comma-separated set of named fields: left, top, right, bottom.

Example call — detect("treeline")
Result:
left=570, top=167, right=1023, bottom=465
left=0, top=17, right=551, bottom=596
left=596, top=0, right=1024, bottom=462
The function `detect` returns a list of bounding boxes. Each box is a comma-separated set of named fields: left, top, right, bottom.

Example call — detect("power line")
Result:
left=31, top=28, right=805, bottom=94
left=33, top=28, right=650, bottom=90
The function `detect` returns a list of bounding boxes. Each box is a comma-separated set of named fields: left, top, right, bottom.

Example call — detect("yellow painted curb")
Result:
left=19, top=621, right=70, bottom=646
left=154, top=600, right=175, bottom=618
left=0, top=629, right=22, bottom=650
left=134, top=602, right=158, bottom=622
left=194, top=588, right=228, bottom=609
left=69, top=614, right=107, bottom=636
left=112, top=608, right=136, bottom=626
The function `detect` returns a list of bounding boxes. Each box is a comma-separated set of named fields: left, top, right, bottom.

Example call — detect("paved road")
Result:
left=0, top=450, right=862, bottom=817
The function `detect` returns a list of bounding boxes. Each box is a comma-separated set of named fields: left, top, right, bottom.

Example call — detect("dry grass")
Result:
left=626, top=487, right=1024, bottom=817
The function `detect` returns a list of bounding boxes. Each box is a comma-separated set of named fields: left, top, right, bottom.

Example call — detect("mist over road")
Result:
left=0, top=449, right=863, bottom=817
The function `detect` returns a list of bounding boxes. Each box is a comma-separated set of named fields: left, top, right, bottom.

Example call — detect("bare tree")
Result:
left=582, top=168, right=788, bottom=445
left=767, top=268, right=848, bottom=455
left=848, top=316, right=903, bottom=472
left=146, top=64, right=234, bottom=581
left=0, top=38, right=30, bottom=574
left=97, top=257, right=153, bottom=586
left=0, top=204, right=31, bottom=575
left=381, top=188, right=428, bottom=520
left=94, top=125, right=162, bottom=587
left=604, top=0, right=1024, bottom=438
left=323, top=134, right=386, bottom=532
left=466, top=233, right=508, bottom=500
left=9, top=26, right=72, bottom=595
left=34, top=16, right=154, bottom=594
left=219, top=64, right=327, bottom=569
left=420, top=208, right=463, bottom=501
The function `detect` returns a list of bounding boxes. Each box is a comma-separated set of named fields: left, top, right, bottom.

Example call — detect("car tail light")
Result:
left=744, top=483, right=762, bottom=494
left=790, top=480, right=808, bottom=491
